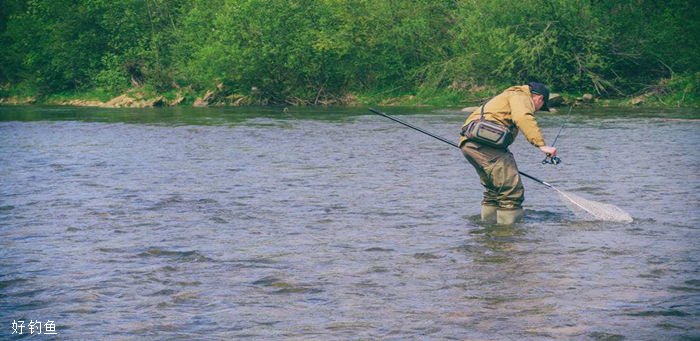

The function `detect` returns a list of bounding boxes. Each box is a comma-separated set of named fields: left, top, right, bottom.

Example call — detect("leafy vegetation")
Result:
left=1, top=0, right=698, bottom=106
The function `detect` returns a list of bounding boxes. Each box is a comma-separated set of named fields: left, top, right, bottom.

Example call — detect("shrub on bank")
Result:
left=1, top=1, right=698, bottom=106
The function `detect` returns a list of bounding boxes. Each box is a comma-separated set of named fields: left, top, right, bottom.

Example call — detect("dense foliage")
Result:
left=1, top=0, right=698, bottom=104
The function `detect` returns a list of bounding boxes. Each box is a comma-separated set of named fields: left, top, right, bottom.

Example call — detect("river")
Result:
left=1, top=105, right=698, bottom=340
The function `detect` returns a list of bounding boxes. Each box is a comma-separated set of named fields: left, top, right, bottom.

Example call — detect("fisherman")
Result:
left=459, top=82, right=557, bottom=224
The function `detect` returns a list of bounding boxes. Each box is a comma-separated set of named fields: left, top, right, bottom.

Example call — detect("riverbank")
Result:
left=1, top=78, right=698, bottom=109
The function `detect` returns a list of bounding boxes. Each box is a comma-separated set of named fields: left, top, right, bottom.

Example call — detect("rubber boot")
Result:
left=497, top=208, right=524, bottom=225
left=481, top=205, right=498, bottom=224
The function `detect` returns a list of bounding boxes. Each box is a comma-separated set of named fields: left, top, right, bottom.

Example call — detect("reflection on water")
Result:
left=1, top=106, right=698, bottom=339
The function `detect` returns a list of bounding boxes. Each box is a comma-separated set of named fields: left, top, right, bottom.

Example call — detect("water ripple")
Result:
left=1, top=109, right=698, bottom=339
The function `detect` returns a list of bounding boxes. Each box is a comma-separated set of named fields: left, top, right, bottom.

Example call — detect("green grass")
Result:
left=43, top=88, right=116, bottom=103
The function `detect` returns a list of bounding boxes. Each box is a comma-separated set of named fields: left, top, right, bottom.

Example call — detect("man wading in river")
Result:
left=459, top=82, right=557, bottom=224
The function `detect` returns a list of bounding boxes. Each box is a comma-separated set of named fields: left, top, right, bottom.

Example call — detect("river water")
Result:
left=1, top=105, right=698, bottom=340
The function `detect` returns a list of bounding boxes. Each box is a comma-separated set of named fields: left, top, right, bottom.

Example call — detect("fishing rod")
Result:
left=541, top=105, right=573, bottom=165
left=368, top=108, right=554, bottom=188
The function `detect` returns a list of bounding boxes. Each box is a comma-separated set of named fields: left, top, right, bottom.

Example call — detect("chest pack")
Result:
left=460, top=101, right=514, bottom=149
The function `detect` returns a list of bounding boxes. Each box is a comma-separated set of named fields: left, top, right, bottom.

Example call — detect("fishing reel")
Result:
left=542, top=155, right=561, bottom=165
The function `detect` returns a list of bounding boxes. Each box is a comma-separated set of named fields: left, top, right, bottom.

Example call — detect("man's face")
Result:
left=532, top=94, right=545, bottom=111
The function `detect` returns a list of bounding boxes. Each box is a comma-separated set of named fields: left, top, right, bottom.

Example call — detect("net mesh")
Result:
left=555, top=189, right=633, bottom=223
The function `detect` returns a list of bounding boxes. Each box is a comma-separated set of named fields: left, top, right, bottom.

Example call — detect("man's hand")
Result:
left=539, top=145, right=557, bottom=156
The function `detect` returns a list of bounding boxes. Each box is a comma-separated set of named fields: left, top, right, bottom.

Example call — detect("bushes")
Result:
left=653, top=73, right=700, bottom=107
left=1, top=0, right=698, bottom=104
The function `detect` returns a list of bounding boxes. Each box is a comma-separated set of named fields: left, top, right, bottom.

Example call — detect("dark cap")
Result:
left=529, top=82, right=550, bottom=111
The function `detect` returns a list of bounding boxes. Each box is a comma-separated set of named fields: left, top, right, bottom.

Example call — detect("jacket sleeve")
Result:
left=509, top=94, right=545, bottom=147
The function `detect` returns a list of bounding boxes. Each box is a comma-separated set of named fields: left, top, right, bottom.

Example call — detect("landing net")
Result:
left=555, top=189, right=633, bottom=223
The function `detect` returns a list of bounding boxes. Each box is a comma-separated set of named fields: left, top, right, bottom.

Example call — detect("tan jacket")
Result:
left=459, top=85, right=545, bottom=147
